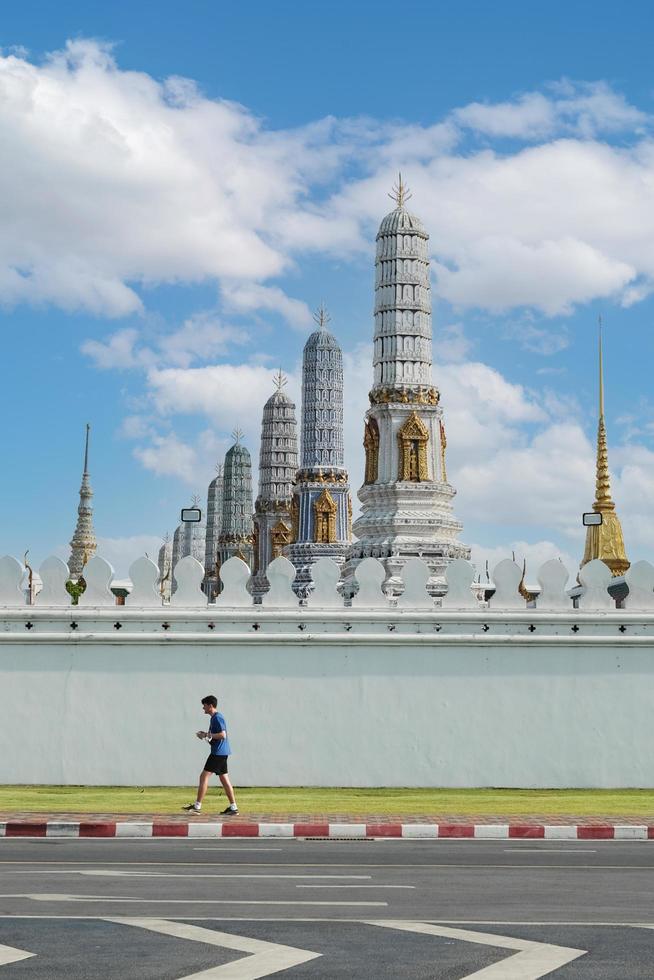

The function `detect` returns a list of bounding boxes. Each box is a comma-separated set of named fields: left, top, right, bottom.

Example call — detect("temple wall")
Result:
left=1, top=605, right=653, bottom=787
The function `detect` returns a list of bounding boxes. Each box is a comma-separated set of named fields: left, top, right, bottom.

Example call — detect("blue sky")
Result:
left=2, top=0, right=654, bottom=577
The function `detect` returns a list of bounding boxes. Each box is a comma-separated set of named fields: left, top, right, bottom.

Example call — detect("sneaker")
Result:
left=221, top=805, right=239, bottom=815
left=182, top=803, right=201, bottom=812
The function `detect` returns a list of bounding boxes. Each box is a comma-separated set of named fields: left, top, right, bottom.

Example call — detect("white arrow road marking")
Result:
left=107, top=917, right=321, bottom=979
left=367, top=921, right=586, bottom=979
left=0, top=894, right=386, bottom=907
left=0, top=943, right=35, bottom=967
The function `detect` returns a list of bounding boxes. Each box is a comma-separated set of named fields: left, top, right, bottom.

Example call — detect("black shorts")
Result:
left=204, top=754, right=228, bottom=775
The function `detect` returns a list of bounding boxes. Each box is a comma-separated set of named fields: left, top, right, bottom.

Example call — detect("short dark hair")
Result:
left=201, top=695, right=217, bottom=708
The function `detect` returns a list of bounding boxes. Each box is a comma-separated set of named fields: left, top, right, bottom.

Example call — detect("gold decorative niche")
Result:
left=290, top=494, right=299, bottom=543
left=314, top=489, right=338, bottom=543
left=363, top=416, right=380, bottom=483
left=397, top=412, right=429, bottom=482
left=271, top=519, right=291, bottom=559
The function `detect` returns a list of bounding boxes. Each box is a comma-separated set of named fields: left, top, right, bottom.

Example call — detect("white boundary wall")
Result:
left=1, top=605, right=653, bottom=787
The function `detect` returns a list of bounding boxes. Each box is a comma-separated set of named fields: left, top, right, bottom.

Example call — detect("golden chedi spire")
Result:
left=581, top=320, right=629, bottom=576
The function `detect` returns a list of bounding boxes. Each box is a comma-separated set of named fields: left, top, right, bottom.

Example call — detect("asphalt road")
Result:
left=0, top=837, right=652, bottom=977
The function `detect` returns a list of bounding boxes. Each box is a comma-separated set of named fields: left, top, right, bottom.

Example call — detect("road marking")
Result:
left=192, top=848, right=284, bottom=852
left=368, top=920, right=586, bottom=979
left=5, top=870, right=371, bottom=880
left=0, top=893, right=386, bottom=907
left=0, top=943, right=35, bottom=967
left=79, top=870, right=371, bottom=880
left=295, top=884, right=414, bottom=889
left=107, top=917, right=321, bottom=978
left=503, top=849, right=597, bottom=853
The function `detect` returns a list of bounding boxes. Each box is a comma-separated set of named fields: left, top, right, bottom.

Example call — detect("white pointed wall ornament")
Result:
left=352, top=556, right=388, bottom=608
left=215, top=556, right=252, bottom=608
left=305, top=557, right=342, bottom=608
left=536, top=559, right=570, bottom=610
left=126, top=557, right=162, bottom=607
left=170, top=555, right=207, bottom=607
left=441, top=558, right=479, bottom=609
left=623, top=560, right=654, bottom=610
left=489, top=559, right=525, bottom=609
left=77, top=555, right=115, bottom=607
left=35, top=556, right=71, bottom=606
left=577, top=558, right=614, bottom=610
left=0, top=555, right=25, bottom=606
left=397, top=557, right=433, bottom=609
left=261, top=556, right=298, bottom=608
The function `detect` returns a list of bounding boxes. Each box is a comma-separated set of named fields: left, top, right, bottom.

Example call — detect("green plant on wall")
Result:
left=65, top=577, right=86, bottom=605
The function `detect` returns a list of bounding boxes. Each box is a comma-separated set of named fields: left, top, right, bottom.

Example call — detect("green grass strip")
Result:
left=1, top=786, right=653, bottom=816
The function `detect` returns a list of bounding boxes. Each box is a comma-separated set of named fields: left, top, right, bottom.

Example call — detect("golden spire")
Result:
left=388, top=172, right=412, bottom=208
left=581, top=318, right=629, bottom=576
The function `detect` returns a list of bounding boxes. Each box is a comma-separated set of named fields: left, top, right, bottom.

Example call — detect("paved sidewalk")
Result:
left=1, top=811, right=653, bottom=839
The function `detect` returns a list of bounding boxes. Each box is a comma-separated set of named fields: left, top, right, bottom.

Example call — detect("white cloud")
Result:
left=453, top=81, right=648, bottom=140
left=133, top=432, right=198, bottom=481
left=221, top=282, right=312, bottom=330
left=82, top=313, right=248, bottom=371
left=3, top=43, right=654, bottom=321
left=469, top=539, right=579, bottom=589
left=95, top=534, right=167, bottom=578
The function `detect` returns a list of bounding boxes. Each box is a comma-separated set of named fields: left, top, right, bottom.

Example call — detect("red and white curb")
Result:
left=0, top=821, right=652, bottom=840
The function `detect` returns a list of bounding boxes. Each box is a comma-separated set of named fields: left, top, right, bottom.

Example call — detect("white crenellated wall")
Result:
left=1, top=553, right=653, bottom=787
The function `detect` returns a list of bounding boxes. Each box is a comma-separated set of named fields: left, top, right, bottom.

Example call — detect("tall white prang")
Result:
left=252, top=372, right=299, bottom=600
left=285, top=306, right=352, bottom=595
left=345, top=175, right=469, bottom=594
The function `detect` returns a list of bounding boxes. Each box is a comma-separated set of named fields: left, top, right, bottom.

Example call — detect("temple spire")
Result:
left=581, top=319, right=629, bottom=575
left=388, top=172, right=412, bottom=209
left=68, top=423, right=97, bottom=578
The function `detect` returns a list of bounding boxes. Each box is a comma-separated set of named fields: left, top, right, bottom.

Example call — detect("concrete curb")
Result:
left=0, top=821, right=652, bottom=840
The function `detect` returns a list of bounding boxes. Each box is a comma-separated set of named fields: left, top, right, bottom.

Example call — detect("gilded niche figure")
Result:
left=314, top=489, right=337, bottom=543
left=271, top=520, right=291, bottom=559
left=363, top=416, right=380, bottom=483
left=397, top=412, right=429, bottom=482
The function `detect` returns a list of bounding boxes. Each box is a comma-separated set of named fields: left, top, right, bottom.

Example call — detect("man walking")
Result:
left=183, top=695, right=238, bottom=815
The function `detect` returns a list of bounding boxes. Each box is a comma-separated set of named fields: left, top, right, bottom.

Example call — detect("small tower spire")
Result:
left=232, top=427, right=244, bottom=445
left=313, top=303, right=331, bottom=329
left=274, top=368, right=287, bottom=391
left=388, top=172, right=412, bottom=209
left=83, top=422, right=90, bottom=475
left=68, top=423, right=97, bottom=579
left=581, top=318, right=629, bottom=575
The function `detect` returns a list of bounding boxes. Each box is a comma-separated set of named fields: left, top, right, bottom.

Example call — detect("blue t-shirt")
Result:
left=209, top=711, right=231, bottom=756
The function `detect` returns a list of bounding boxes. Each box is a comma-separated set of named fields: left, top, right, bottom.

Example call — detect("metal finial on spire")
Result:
left=83, top=423, right=91, bottom=475
left=313, top=303, right=331, bottom=329
left=274, top=368, right=288, bottom=391
left=232, top=427, right=244, bottom=445
left=388, top=171, right=412, bottom=208
left=192, top=493, right=201, bottom=507
left=598, top=316, right=604, bottom=420
left=215, top=462, right=223, bottom=476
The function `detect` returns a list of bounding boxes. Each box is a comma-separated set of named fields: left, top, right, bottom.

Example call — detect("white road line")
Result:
left=107, top=917, right=321, bottom=979
left=3, top=870, right=371, bottom=880
left=502, top=849, right=597, bottom=853
left=0, top=943, right=35, bottom=967
left=368, top=920, right=586, bottom=979
left=0, top=893, right=386, bottom=907
left=79, top=871, right=372, bottom=880
left=295, top=884, right=414, bottom=889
